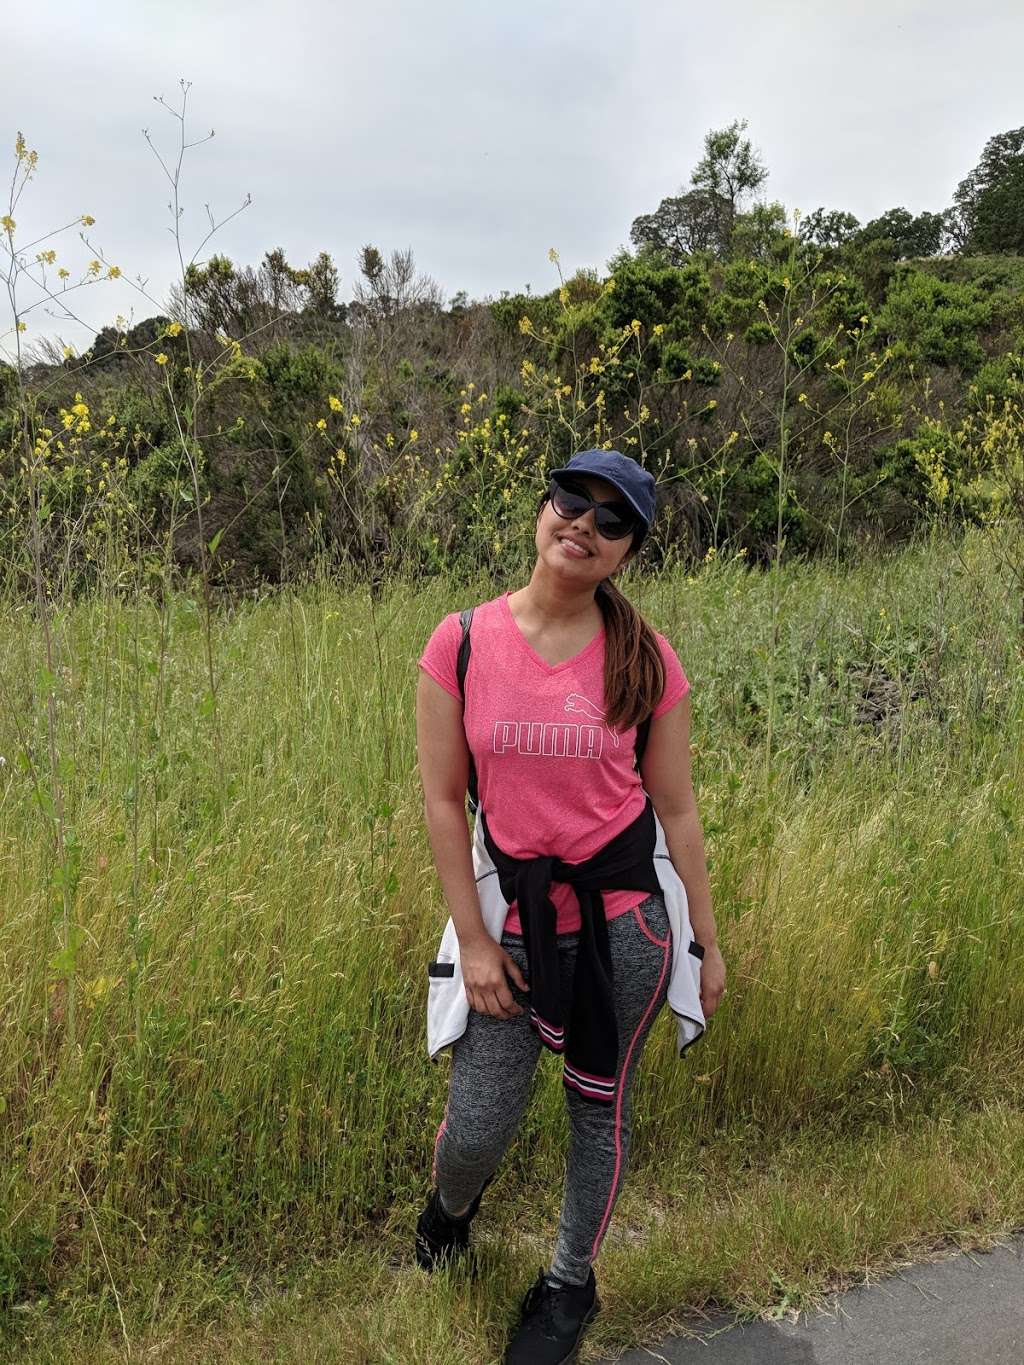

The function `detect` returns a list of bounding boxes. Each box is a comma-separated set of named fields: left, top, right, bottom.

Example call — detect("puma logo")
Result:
left=492, top=721, right=604, bottom=759
left=564, top=692, right=619, bottom=748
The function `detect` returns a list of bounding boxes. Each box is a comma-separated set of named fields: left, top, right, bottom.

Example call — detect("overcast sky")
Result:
left=3, top=0, right=1022, bottom=355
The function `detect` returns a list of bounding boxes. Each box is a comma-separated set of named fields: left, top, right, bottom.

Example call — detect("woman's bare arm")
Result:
left=416, top=669, right=530, bottom=1017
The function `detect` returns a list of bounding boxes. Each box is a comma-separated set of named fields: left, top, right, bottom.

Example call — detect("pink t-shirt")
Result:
left=418, top=590, right=689, bottom=934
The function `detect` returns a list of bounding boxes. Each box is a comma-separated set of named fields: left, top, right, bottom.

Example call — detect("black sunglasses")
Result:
left=547, top=474, right=641, bottom=541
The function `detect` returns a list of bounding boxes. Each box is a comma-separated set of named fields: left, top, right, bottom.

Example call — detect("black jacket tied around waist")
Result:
left=479, top=795, right=663, bottom=1106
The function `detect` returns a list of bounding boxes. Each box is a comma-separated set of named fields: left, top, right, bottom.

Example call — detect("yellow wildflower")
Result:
left=107, top=265, right=121, bottom=279
left=409, top=429, right=418, bottom=442
left=16, top=321, right=26, bottom=332
left=154, top=353, right=168, bottom=366
left=350, top=413, right=361, bottom=425
left=519, top=316, right=531, bottom=335
left=58, top=268, right=69, bottom=279
left=316, top=418, right=327, bottom=431
left=1, top=215, right=15, bottom=233
left=798, top=393, right=807, bottom=403
left=165, top=320, right=183, bottom=337
left=548, top=247, right=559, bottom=263
left=81, top=214, right=96, bottom=226
left=707, top=399, right=717, bottom=409
left=630, top=319, right=642, bottom=334
left=328, top=394, right=342, bottom=412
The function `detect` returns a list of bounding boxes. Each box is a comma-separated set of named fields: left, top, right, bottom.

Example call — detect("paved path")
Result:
left=599, top=1235, right=1024, bottom=1364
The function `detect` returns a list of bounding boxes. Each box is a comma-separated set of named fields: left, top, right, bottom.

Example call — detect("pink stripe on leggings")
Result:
left=432, top=1096, right=450, bottom=1186
left=589, top=935, right=671, bottom=1260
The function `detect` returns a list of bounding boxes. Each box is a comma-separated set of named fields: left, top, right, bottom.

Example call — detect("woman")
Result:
left=414, top=448, right=725, bottom=1365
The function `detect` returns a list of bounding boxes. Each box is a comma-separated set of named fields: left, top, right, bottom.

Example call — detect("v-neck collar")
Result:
left=499, top=590, right=605, bottom=675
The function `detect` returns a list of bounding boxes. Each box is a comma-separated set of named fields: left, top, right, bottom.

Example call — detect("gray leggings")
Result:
left=431, top=891, right=672, bottom=1286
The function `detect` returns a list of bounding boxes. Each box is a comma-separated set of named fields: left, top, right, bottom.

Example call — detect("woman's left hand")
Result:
left=699, top=943, right=726, bottom=1019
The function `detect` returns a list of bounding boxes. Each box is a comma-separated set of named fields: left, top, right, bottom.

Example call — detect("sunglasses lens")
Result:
left=551, top=485, right=588, bottom=519
left=604, top=520, right=632, bottom=539
left=595, top=506, right=634, bottom=538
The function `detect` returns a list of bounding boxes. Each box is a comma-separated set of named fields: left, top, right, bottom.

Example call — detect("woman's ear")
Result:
left=612, top=544, right=637, bottom=577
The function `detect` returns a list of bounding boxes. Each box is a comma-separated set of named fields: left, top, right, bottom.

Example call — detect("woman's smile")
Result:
left=556, top=534, right=594, bottom=559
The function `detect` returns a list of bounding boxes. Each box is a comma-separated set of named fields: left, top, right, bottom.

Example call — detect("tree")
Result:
left=630, top=188, right=724, bottom=262
left=799, top=207, right=861, bottom=249
left=949, top=126, right=1024, bottom=254
left=629, top=118, right=770, bottom=263
left=301, top=250, right=341, bottom=317
left=731, top=200, right=789, bottom=262
left=168, top=246, right=343, bottom=342
left=855, top=207, right=945, bottom=259
left=689, top=118, right=769, bottom=251
left=351, top=245, right=443, bottom=321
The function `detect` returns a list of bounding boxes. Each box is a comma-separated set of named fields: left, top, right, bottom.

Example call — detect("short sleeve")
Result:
left=417, top=611, right=463, bottom=701
left=652, top=632, right=690, bottom=717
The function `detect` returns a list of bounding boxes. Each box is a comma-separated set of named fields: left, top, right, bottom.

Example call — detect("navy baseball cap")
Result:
left=548, top=448, right=657, bottom=532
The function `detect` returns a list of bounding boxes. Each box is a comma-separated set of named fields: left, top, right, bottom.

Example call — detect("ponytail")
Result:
left=595, top=576, right=666, bottom=732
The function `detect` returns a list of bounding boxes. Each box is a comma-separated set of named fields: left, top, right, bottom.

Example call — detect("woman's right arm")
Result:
left=416, top=670, right=529, bottom=1018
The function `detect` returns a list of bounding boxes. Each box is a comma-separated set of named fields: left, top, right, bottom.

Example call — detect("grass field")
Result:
left=1, top=523, right=1022, bottom=1361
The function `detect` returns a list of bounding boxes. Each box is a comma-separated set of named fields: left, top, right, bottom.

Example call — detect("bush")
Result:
left=876, top=269, right=992, bottom=374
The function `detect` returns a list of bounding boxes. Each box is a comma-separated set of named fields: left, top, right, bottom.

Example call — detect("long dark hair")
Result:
left=535, top=488, right=667, bottom=732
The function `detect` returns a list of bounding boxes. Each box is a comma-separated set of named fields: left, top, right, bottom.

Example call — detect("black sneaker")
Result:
left=414, top=1174, right=494, bottom=1273
left=503, top=1265, right=601, bottom=1364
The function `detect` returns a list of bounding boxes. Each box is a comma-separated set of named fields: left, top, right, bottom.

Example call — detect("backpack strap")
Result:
left=634, top=711, right=653, bottom=776
left=456, top=607, right=479, bottom=814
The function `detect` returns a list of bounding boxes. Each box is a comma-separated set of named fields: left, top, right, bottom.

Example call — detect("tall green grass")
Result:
left=0, top=523, right=1022, bottom=1358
